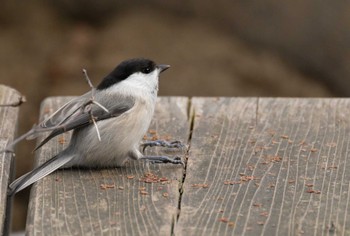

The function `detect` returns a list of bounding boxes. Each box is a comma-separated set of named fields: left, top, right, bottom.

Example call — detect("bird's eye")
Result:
left=142, top=67, right=151, bottom=74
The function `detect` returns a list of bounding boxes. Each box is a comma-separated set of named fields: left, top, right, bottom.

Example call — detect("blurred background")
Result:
left=1, top=0, right=348, bottom=232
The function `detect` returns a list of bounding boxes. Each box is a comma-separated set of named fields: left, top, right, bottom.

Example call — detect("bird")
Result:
left=5, top=58, right=184, bottom=195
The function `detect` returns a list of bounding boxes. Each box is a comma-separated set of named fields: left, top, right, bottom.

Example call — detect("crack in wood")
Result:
left=173, top=97, right=195, bottom=235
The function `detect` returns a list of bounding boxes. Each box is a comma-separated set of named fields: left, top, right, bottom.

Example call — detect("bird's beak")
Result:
left=157, top=64, right=170, bottom=73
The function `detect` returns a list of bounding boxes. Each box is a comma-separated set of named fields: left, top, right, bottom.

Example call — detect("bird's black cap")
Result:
left=97, top=58, right=157, bottom=90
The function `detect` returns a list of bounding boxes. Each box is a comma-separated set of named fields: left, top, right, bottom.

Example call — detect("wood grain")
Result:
left=27, top=97, right=350, bottom=235
left=176, top=97, right=350, bottom=236
left=0, top=85, right=22, bottom=235
left=26, top=96, right=190, bottom=236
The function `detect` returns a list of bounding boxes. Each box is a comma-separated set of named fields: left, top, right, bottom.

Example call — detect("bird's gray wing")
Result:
left=0, top=93, right=92, bottom=154
left=34, top=95, right=135, bottom=151
left=0, top=92, right=135, bottom=154
left=8, top=152, right=76, bottom=195
left=37, top=92, right=93, bottom=130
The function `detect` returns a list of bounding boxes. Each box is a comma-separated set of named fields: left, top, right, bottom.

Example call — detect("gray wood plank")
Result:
left=0, top=85, right=23, bottom=235
left=26, top=96, right=190, bottom=236
left=176, top=97, right=350, bottom=236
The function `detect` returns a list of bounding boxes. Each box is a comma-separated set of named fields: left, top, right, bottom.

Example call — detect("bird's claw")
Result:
left=141, top=140, right=185, bottom=153
left=141, top=155, right=184, bottom=165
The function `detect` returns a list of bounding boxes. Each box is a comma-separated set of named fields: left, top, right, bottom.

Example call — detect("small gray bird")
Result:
left=7, top=58, right=183, bottom=195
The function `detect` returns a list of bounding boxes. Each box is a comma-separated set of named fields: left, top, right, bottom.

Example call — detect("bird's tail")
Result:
left=8, top=152, right=75, bottom=195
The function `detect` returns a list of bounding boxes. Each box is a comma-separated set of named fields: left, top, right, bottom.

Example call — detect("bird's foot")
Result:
left=141, top=140, right=185, bottom=153
left=140, top=155, right=184, bottom=165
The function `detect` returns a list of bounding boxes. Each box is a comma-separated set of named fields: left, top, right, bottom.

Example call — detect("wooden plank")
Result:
left=176, top=97, right=257, bottom=235
left=0, top=85, right=23, bottom=235
left=176, top=97, right=350, bottom=235
left=26, top=96, right=190, bottom=235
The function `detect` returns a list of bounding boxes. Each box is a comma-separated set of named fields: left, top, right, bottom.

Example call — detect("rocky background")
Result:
left=1, top=0, right=348, bottom=231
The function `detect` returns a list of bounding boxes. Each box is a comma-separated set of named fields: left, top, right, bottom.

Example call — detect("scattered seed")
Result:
left=149, top=129, right=157, bottom=134
left=58, top=136, right=66, bottom=144
left=299, top=140, right=307, bottom=146
left=246, top=165, right=255, bottom=171
left=306, top=188, right=321, bottom=194
left=192, top=183, right=209, bottom=188
left=327, top=165, right=338, bottom=169
left=140, top=190, right=148, bottom=195
left=224, top=180, right=241, bottom=185
left=268, top=183, right=275, bottom=188
left=219, top=218, right=229, bottom=223
left=240, top=175, right=258, bottom=182
left=100, top=184, right=115, bottom=190
left=159, top=177, right=169, bottom=182
left=326, top=142, right=337, bottom=148
left=260, top=211, right=269, bottom=217
left=139, top=172, right=169, bottom=184
left=263, top=155, right=282, bottom=163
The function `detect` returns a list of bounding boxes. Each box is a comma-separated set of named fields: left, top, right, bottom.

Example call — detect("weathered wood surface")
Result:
left=0, top=85, right=23, bottom=235
left=26, top=96, right=190, bottom=235
left=26, top=97, right=350, bottom=235
left=177, top=97, right=350, bottom=236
